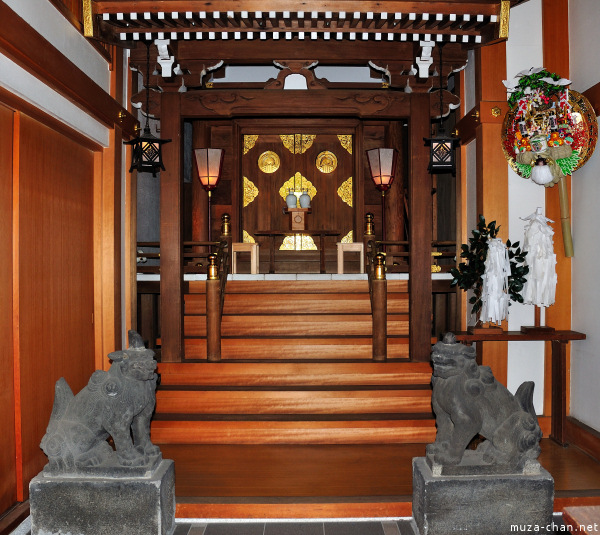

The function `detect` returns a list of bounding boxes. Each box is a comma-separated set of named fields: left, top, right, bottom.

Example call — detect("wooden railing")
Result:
left=362, top=213, right=459, bottom=360
left=136, top=215, right=232, bottom=360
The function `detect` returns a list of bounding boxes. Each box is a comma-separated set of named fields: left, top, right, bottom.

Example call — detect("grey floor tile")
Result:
left=264, top=522, right=324, bottom=535
left=204, top=523, right=266, bottom=535
left=324, top=522, right=385, bottom=535
left=174, top=524, right=192, bottom=535
left=188, top=525, right=208, bottom=535
left=381, top=521, right=401, bottom=535
left=395, top=520, right=419, bottom=535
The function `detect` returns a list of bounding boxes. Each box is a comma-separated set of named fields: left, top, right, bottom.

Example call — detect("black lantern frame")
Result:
left=423, top=43, right=460, bottom=175
left=125, top=42, right=171, bottom=176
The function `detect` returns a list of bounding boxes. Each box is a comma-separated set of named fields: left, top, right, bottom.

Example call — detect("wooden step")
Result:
left=156, top=389, right=432, bottom=415
left=158, top=362, right=432, bottom=386
left=184, top=314, right=410, bottom=337
left=151, top=419, right=436, bottom=445
left=187, top=279, right=408, bottom=294
left=183, top=337, right=410, bottom=360
left=185, top=292, right=409, bottom=315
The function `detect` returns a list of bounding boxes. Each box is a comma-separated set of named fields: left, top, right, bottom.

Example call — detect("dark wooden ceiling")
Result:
left=88, top=0, right=528, bottom=49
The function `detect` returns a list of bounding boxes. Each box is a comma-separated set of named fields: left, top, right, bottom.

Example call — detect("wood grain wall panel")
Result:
left=0, top=103, right=17, bottom=513
left=17, top=114, right=95, bottom=494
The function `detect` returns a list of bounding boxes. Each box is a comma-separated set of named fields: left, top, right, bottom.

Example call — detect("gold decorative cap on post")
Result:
left=221, top=213, right=231, bottom=237
left=364, top=212, right=375, bottom=237
left=207, top=254, right=219, bottom=280
left=374, top=253, right=386, bottom=280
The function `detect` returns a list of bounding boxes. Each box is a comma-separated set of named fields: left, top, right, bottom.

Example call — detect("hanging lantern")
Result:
left=125, top=124, right=171, bottom=176
left=424, top=133, right=461, bottom=175
left=424, top=42, right=460, bottom=175
left=125, top=42, right=171, bottom=177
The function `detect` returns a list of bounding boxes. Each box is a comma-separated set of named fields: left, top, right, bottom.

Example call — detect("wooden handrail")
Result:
left=205, top=214, right=231, bottom=361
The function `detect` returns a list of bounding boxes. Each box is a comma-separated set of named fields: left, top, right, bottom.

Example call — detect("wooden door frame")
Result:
left=161, top=88, right=432, bottom=362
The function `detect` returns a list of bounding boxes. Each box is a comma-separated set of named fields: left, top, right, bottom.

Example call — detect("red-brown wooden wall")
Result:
left=0, top=108, right=96, bottom=506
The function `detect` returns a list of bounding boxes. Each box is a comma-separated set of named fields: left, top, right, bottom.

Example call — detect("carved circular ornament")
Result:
left=258, top=151, right=280, bottom=173
left=316, top=151, right=338, bottom=173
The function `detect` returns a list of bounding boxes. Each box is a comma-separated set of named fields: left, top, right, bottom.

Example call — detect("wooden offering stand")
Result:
left=285, top=207, right=311, bottom=231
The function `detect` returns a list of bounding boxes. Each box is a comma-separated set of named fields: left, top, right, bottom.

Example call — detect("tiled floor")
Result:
left=173, top=520, right=417, bottom=535
left=12, top=514, right=567, bottom=534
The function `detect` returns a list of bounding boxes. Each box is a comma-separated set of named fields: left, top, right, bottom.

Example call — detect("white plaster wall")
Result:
left=0, top=1, right=111, bottom=147
left=4, top=0, right=109, bottom=91
left=569, top=0, right=600, bottom=432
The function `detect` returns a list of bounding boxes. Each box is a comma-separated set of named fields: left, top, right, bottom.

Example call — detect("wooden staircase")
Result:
left=151, top=278, right=435, bottom=516
left=182, top=279, right=412, bottom=360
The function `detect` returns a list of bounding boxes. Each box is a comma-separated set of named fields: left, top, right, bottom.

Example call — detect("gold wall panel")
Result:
left=279, top=172, right=317, bottom=200
left=258, top=150, right=280, bottom=173
left=243, top=176, right=259, bottom=207
left=243, top=135, right=259, bottom=154
left=316, top=151, right=338, bottom=173
left=337, top=176, right=353, bottom=207
left=337, top=134, right=353, bottom=154
left=280, top=134, right=316, bottom=154
left=243, top=230, right=256, bottom=243
left=341, top=230, right=353, bottom=243
left=279, top=235, right=317, bottom=251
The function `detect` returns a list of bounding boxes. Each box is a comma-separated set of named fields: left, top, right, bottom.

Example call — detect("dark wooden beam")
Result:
left=179, top=89, right=411, bottom=119
left=160, top=89, right=184, bottom=362
left=94, top=1, right=502, bottom=17
left=408, top=92, right=433, bottom=362
left=0, top=3, right=138, bottom=137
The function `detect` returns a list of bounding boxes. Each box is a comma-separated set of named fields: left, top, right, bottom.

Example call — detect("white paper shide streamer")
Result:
left=522, top=208, right=557, bottom=307
left=480, top=238, right=511, bottom=325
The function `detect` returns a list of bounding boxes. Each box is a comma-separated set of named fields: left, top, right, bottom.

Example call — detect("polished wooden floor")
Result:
left=167, top=438, right=600, bottom=517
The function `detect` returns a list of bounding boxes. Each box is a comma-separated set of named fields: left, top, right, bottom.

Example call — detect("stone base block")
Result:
left=412, top=457, right=554, bottom=535
left=30, top=459, right=175, bottom=535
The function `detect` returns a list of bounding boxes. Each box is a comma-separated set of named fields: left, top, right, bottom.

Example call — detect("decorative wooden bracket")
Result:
left=265, top=60, right=327, bottom=89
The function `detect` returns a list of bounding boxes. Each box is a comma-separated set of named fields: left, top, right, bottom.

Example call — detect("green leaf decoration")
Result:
left=515, top=161, right=532, bottom=179
left=557, top=150, right=580, bottom=176
left=451, top=215, right=529, bottom=316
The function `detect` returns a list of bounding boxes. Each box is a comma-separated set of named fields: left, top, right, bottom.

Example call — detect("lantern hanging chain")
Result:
left=438, top=43, right=444, bottom=135
left=143, top=41, right=151, bottom=133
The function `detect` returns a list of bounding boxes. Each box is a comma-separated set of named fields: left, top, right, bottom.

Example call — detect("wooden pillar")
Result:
left=192, top=122, right=210, bottom=243
left=385, top=121, right=406, bottom=245
left=474, top=42, right=509, bottom=384
left=542, top=0, right=571, bottom=421
left=159, top=90, right=183, bottom=362
left=409, top=92, right=433, bottom=362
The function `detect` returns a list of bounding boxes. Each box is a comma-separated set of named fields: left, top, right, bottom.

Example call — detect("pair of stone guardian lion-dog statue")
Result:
left=40, top=331, right=541, bottom=474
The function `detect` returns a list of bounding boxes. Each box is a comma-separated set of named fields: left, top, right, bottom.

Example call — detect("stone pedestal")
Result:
left=30, top=459, right=175, bottom=535
left=412, top=456, right=554, bottom=535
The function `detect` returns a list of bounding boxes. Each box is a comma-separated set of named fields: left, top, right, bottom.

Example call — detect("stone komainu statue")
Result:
left=40, top=331, right=161, bottom=474
left=427, top=332, right=542, bottom=470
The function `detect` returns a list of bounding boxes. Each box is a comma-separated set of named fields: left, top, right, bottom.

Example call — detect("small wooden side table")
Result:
left=337, top=242, right=364, bottom=274
left=231, top=242, right=259, bottom=274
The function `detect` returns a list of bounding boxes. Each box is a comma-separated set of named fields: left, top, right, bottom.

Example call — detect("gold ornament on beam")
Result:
left=337, top=176, right=353, bottom=207
left=337, top=134, right=353, bottom=154
left=280, top=134, right=316, bottom=154
left=243, top=176, right=259, bottom=207
left=243, top=135, right=259, bottom=154
left=316, top=151, right=338, bottom=173
left=341, top=230, right=353, bottom=243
